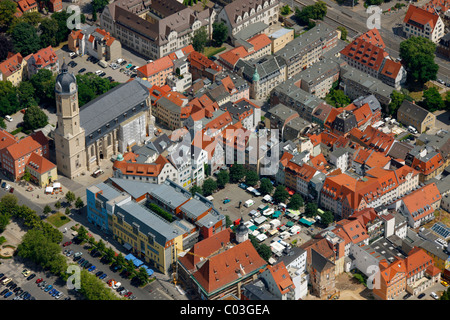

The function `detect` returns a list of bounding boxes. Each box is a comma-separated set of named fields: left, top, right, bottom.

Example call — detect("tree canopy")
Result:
left=202, top=178, right=217, bottom=196
left=326, top=89, right=351, bottom=108
left=294, top=1, right=327, bottom=25
left=388, top=90, right=406, bottom=115
left=259, top=178, right=274, bottom=195
left=192, top=27, right=208, bottom=53
left=23, top=105, right=48, bottom=130
left=212, top=22, right=228, bottom=47
left=10, top=22, right=41, bottom=56
left=399, top=37, right=438, bottom=87
left=216, top=170, right=230, bottom=189
left=421, top=87, right=445, bottom=112
left=244, top=170, right=259, bottom=187
left=288, top=193, right=304, bottom=210
left=229, top=164, right=245, bottom=183
left=273, top=185, right=289, bottom=203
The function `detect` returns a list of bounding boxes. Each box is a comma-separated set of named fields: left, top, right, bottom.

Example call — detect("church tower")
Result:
left=54, top=61, right=87, bottom=179
left=235, top=216, right=249, bottom=244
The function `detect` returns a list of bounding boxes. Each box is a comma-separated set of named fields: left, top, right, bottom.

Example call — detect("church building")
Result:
left=54, top=62, right=152, bottom=179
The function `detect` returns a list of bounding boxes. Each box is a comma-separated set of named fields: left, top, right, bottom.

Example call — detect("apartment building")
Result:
left=153, top=91, right=190, bottom=130
left=218, top=33, right=272, bottom=70
left=275, top=23, right=339, bottom=79
left=0, top=52, right=27, bottom=86
left=24, top=46, right=59, bottom=78
left=100, top=0, right=214, bottom=60
left=217, top=0, right=280, bottom=38
left=68, top=26, right=122, bottom=62
left=296, top=58, right=340, bottom=99
left=397, top=100, right=436, bottom=134
left=403, top=4, right=445, bottom=43
left=137, top=56, right=174, bottom=87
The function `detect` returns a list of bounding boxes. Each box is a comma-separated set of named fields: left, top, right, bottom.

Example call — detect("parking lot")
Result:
left=0, top=258, right=76, bottom=301
left=211, top=182, right=318, bottom=248
left=55, top=46, right=147, bottom=84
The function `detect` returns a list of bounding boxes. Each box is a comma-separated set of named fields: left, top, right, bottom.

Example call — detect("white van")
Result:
left=98, top=60, right=108, bottom=68
left=5, top=115, right=12, bottom=122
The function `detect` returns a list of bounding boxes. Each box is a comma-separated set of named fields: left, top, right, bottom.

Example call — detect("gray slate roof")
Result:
left=80, top=80, right=149, bottom=137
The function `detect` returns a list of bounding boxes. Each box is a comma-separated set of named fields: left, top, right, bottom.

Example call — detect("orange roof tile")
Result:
left=340, top=37, right=389, bottom=72
left=191, top=239, right=266, bottom=295
left=26, top=152, right=56, bottom=174
left=401, top=183, right=441, bottom=222
left=404, top=4, right=440, bottom=31
left=137, top=56, right=174, bottom=78
left=380, top=59, right=403, bottom=80
left=0, top=52, right=24, bottom=78
left=5, top=131, right=48, bottom=160
left=265, top=262, right=295, bottom=295
left=357, top=28, right=386, bottom=49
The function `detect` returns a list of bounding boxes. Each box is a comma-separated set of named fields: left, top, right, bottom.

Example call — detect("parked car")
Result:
left=99, top=273, right=107, bottom=280
left=1, top=278, right=12, bottom=285
left=44, top=285, right=52, bottom=292
left=88, top=265, right=96, bottom=272
left=35, top=278, right=43, bottom=284
left=77, top=258, right=85, bottom=265
left=430, top=292, right=439, bottom=299
left=55, top=292, right=63, bottom=299
left=9, top=187, right=14, bottom=193
left=14, top=289, right=23, bottom=296
left=73, top=256, right=82, bottom=262
left=402, top=293, right=411, bottom=300
left=417, top=293, right=425, bottom=299
left=27, top=274, right=36, bottom=281
left=66, top=250, right=74, bottom=257
left=0, top=182, right=5, bottom=188
left=78, top=68, right=86, bottom=73
left=124, top=291, right=132, bottom=298
left=74, top=252, right=83, bottom=258
left=63, top=241, right=72, bottom=247
left=22, top=270, right=30, bottom=278
left=112, top=281, right=121, bottom=290
left=38, top=281, right=47, bottom=288
left=95, top=271, right=103, bottom=277
left=0, top=289, right=8, bottom=296
left=3, top=291, right=12, bottom=298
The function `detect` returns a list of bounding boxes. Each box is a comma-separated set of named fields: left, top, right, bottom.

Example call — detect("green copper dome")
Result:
left=116, top=153, right=124, bottom=161
left=252, top=69, right=260, bottom=82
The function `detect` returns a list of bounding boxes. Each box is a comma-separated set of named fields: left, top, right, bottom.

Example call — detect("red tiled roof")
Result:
left=0, top=129, right=17, bottom=150
left=26, top=46, right=58, bottom=69
left=380, top=59, right=403, bottom=80
left=404, top=4, right=440, bottom=31
left=26, top=152, right=56, bottom=174
left=265, top=262, right=295, bottom=295
left=357, top=28, right=386, bottom=49
left=340, top=37, right=388, bottom=72
left=113, top=154, right=170, bottom=177
left=0, top=52, right=24, bottom=78
left=400, top=183, right=441, bottom=222
left=191, top=239, right=266, bottom=295
left=137, top=56, right=174, bottom=78
left=5, top=131, right=48, bottom=160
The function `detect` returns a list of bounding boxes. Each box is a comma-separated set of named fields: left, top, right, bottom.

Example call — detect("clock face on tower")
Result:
left=70, top=82, right=76, bottom=93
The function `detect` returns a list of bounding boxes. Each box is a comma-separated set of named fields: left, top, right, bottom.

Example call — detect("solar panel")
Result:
left=431, top=223, right=450, bottom=239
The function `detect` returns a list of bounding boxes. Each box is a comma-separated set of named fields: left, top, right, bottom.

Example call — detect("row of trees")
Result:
left=75, top=225, right=151, bottom=286
left=294, top=1, right=327, bottom=28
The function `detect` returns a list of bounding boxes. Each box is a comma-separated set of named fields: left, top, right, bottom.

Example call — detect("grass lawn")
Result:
left=47, top=212, right=71, bottom=228
left=203, top=46, right=226, bottom=58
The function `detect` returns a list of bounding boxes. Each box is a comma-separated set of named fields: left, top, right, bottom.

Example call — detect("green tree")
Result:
left=192, top=27, right=208, bottom=53
left=190, top=185, right=203, bottom=196
left=115, top=253, right=126, bottom=267
left=245, top=170, right=259, bottom=187
left=421, top=87, right=445, bottom=112
left=54, top=200, right=62, bottom=210
left=0, top=34, right=14, bottom=61
left=273, top=185, right=289, bottom=203
left=39, top=18, right=59, bottom=48
left=30, top=69, right=56, bottom=103
left=10, top=22, right=41, bottom=56
left=259, top=178, right=274, bottom=195
left=288, top=193, right=304, bottom=210
left=0, top=0, right=17, bottom=31
left=294, top=1, right=327, bottom=25
left=212, top=22, right=228, bottom=47
left=229, top=164, right=245, bottom=183
left=134, top=267, right=149, bottom=286
left=305, top=202, right=318, bottom=218
left=78, top=269, right=120, bottom=300
left=0, top=212, right=10, bottom=233
left=399, top=37, right=438, bottom=87
left=43, top=205, right=52, bottom=215
left=0, top=80, right=19, bottom=117
left=1, top=194, right=18, bottom=210
left=280, top=5, right=291, bottom=15
left=388, top=90, right=405, bottom=115
left=65, top=191, right=76, bottom=207
left=50, top=10, right=72, bottom=44
left=96, top=239, right=106, bottom=253
left=202, top=178, right=217, bottom=196
left=17, top=81, right=37, bottom=108
left=320, top=210, right=334, bottom=226
left=326, top=89, right=351, bottom=108
left=104, top=247, right=116, bottom=263
left=23, top=105, right=48, bottom=130
left=204, top=163, right=211, bottom=177
left=0, top=118, right=5, bottom=129
left=249, top=235, right=272, bottom=261
left=75, top=197, right=84, bottom=212
left=77, top=225, right=88, bottom=242
left=337, top=26, right=347, bottom=41
left=65, top=207, right=71, bottom=215
left=216, top=170, right=230, bottom=189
